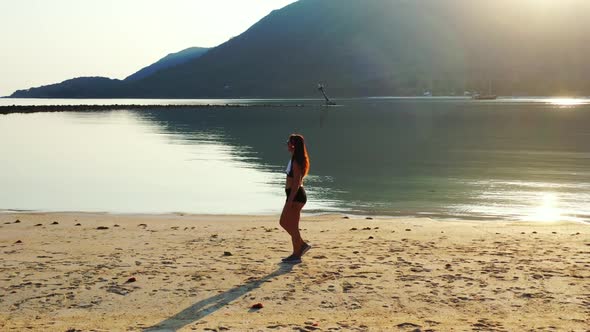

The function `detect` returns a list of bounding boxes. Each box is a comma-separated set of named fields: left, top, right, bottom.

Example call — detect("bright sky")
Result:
left=0, top=0, right=297, bottom=97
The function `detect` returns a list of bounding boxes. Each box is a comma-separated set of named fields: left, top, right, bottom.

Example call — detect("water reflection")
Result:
left=137, top=99, right=590, bottom=221
left=2, top=99, right=590, bottom=222
left=0, top=111, right=283, bottom=214
left=548, top=98, right=586, bottom=106
left=529, top=193, right=562, bottom=222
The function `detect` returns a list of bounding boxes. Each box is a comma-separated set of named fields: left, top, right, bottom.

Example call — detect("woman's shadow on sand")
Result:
left=144, top=263, right=295, bottom=332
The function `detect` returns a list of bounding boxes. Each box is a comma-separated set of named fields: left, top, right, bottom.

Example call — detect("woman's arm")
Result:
left=287, top=161, right=303, bottom=204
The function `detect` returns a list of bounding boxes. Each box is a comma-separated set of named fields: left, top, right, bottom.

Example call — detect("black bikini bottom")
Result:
left=285, top=187, right=307, bottom=204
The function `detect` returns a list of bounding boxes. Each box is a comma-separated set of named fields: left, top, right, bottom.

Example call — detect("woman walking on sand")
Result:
left=280, top=134, right=311, bottom=264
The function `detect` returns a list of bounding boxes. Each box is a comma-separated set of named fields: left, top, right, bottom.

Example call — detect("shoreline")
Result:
left=2, top=209, right=588, bottom=226
left=1, top=212, right=588, bottom=331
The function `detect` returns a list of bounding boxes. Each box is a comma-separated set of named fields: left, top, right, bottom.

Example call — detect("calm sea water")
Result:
left=1, top=97, right=589, bottom=222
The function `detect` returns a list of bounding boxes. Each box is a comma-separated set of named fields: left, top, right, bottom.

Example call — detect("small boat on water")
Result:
left=472, top=80, right=497, bottom=100
left=472, top=93, right=497, bottom=100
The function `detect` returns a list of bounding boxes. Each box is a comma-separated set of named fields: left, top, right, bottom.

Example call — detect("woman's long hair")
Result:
left=289, top=134, right=310, bottom=177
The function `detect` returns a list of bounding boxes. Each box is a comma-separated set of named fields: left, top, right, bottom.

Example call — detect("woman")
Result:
left=280, top=134, right=311, bottom=264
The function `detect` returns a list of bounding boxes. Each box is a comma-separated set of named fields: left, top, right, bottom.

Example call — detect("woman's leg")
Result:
left=280, top=202, right=306, bottom=255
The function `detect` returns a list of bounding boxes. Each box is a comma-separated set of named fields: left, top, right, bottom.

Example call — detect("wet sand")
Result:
left=0, top=212, right=588, bottom=331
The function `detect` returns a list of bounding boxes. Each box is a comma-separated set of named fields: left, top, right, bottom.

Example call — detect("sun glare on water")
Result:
left=549, top=98, right=585, bottom=106
left=528, top=193, right=563, bottom=222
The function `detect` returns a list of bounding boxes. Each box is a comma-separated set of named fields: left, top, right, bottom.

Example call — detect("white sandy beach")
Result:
left=0, top=212, right=588, bottom=331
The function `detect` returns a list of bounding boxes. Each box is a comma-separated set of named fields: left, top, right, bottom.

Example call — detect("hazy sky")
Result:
left=0, top=0, right=297, bottom=97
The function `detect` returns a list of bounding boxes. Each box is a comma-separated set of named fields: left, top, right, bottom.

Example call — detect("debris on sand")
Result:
left=251, top=303, right=264, bottom=309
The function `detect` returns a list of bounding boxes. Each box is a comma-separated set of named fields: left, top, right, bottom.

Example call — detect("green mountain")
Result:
left=11, top=0, right=590, bottom=98
left=125, top=47, right=209, bottom=81
left=9, top=77, right=123, bottom=99
left=9, top=47, right=209, bottom=98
